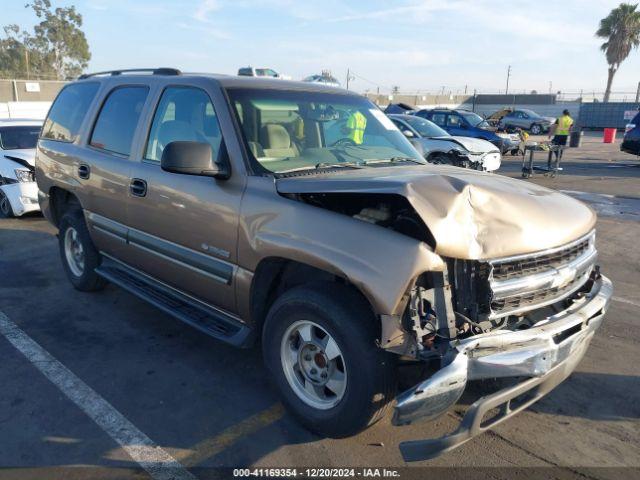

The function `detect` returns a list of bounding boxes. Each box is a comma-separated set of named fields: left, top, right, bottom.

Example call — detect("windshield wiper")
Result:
left=364, top=157, right=425, bottom=165
left=315, top=161, right=365, bottom=169
left=278, top=161, right=364, bottom=174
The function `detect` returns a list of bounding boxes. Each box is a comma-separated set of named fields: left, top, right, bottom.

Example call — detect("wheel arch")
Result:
left=48, top=186, right=82, bottom=227
left=249, top=256, right=379, bottom=339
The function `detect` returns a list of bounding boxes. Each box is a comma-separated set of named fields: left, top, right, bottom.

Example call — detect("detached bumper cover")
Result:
left=393, top=273, right=612, bottom=461
left=0, top=182, right=39, bottom=216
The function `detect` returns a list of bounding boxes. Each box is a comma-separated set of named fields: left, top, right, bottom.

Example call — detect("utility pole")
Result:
left=346, top=68, right=350, bottom=90
left=635, top=81, right=640, bottom=103
left=505, top=65, right=511, bottom=95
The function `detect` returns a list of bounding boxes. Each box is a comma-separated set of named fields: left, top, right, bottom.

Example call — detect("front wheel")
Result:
left=530, top=124, right=542, bottom=135
left=262, top=285, right=397, bottom=438
left=0, top=189, right=15, bottom=217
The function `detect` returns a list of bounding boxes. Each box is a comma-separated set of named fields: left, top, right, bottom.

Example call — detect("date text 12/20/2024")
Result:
left=233, top=468, right=401, bottom=478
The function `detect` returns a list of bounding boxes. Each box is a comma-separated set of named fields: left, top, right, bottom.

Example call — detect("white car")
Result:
left=0, top=119, right=42, bottom=217
left=237, top=66, right=291, bottom=80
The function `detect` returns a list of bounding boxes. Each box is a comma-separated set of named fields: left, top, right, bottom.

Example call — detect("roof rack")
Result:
left=78, top=68, right=182, bottom=80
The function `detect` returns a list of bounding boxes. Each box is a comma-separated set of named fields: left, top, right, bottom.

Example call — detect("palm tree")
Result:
left=596, top=3, right=640, bottom=102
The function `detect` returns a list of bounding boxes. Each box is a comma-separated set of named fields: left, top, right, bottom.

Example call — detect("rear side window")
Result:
left=90, top=86, right=149, bottom=156
left=42, top=82, right=99, bottom=142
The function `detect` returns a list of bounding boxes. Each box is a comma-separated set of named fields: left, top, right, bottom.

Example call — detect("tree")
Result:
left=596, top=3, right=640, bottom=102
left=0, top=0, right=90, bottom=80
left=28, top=0, right=90, bottom=79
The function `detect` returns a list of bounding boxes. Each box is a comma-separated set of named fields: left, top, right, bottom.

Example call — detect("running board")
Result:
left=96, top=257, right=252, bottom=347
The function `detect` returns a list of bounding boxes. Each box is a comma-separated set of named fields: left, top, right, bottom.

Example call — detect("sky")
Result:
left=4, top=0, right=640, bottom=95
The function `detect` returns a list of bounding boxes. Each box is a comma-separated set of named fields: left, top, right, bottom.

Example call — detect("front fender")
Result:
left=237, top=177, right=444, bottom=315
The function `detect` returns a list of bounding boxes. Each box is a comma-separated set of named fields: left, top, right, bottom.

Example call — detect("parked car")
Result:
left=0, top=119, right=42, bottom=217
left=36, top=68, right=611, bottom=461
left=413, top=108, right=519, bottom=153
left=388, top=114, right=501, bottom=171
left=238, top=66, right=290, bottom=79
left=621, top=112, right=640, bottom=156
left=302, top=73, right=341, bottom=88
left=498, top=109, right=554, bottom=134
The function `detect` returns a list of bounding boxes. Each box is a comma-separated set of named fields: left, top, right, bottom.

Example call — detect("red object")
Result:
left=603, top=128, right=617, bottom=143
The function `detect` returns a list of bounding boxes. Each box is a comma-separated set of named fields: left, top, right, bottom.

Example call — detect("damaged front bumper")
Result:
left=393, top=273, right=612, bottom=462
left=0, top=182, right=40, bottom=216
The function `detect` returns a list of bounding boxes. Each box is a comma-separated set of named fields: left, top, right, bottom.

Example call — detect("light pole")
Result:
left=505, top=65, right=511, bottom=95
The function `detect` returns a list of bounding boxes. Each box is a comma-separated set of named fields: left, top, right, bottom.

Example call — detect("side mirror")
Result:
left=402, top=129, right=415, bottom=138
left=460, top=123, right=468, bottom=129
left=161, top=141, right=229, bottom=179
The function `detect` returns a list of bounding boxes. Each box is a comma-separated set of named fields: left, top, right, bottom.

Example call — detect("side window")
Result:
left=446, top=114, right=461, bottom=127
left=145, top=87, right=223, bottom=163
left=90, top=86, right=149, bottom=156
left=430, top=113, right=446, bottom=126
left=42, top=82, right=100, bottom=142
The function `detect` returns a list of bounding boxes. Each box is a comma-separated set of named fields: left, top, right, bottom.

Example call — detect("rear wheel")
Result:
left=262, top=284, right=397, bottom=438
left=0, top=189, right=14, bottom=217
left=58, top=211, right=106, bottom=291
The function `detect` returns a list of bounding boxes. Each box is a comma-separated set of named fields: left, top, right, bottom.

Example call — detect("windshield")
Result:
left=460, top=112, right=491, bottom=129
left=227, top=88, right=425, bottom=174
left=520, top=109, right=542, bottom=118
left=403, top=116, right=449, bottom=137
left=0, top=126, right=41, bottom=150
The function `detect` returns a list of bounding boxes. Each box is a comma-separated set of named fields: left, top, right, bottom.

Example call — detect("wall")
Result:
left=578, top=102, right=640, bottom=129
left=0, top=79, right=66, bottom=102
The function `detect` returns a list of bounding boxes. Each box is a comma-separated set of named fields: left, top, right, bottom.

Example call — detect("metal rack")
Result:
left=521, top=143, right=564, bottom=178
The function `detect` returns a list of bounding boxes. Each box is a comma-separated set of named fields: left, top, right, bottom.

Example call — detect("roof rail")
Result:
left=78, top=68, right=182, bottom=79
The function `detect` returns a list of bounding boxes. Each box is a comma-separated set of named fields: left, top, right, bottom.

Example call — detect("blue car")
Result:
left=621, top=112, right=640, bottom=156
left=413, top=108, right=518, bottom=153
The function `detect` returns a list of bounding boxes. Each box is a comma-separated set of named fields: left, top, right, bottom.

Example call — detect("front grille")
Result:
left=486, top=231, right=597, bottom=318
left=491, top=270, right=589, bottom=313
left=491, top=236, right=592, bottom=281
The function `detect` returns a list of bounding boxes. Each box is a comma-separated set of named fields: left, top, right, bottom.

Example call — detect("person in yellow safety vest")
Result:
left=549, top=109, right=574, bottom=160
left=344, top=110, right=367, bottom=144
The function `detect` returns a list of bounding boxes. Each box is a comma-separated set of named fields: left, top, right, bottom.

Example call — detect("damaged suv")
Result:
left=36, top=69, right=612, bottom=461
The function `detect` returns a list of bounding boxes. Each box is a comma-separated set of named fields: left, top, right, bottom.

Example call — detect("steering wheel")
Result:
left=331, top=138, right=357, bottom=147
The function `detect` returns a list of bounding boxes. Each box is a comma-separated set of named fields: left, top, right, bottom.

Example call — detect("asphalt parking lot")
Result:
left=0, top=133, right=639, bottom=479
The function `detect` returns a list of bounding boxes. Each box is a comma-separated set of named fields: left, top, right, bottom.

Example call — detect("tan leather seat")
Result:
left=260, top=124, right=299, bottom=158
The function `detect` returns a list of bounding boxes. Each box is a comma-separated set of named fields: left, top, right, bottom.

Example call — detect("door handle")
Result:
left=130, top=178, right=147, bottom=197
left=78, top=164, right=90, bottom=179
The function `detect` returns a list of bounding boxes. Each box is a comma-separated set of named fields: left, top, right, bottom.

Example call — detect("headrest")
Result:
left=261, top=124, right=291, bottom=149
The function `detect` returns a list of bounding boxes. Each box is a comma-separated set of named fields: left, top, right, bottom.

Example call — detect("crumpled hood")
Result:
left=2, top=149, right=36, bottom=168
left=440, top=136, right=499, bottom=154
left=276, top=165, right=596, bottom=260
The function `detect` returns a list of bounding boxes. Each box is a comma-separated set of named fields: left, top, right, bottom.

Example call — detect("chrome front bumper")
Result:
left=393, top=273, right=612, bottom=462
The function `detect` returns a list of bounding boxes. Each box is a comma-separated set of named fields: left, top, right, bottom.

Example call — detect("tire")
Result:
left=58, top=210, right=106, bottom=292
left=530, top=124, right=542, bottom=135
left=262, top=284, right=397, bottom=438
left=0, top=189, right=15, bottom=217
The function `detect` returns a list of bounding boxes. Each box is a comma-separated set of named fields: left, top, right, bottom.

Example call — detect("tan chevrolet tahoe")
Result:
left=36, top=68, right=612, bottom=461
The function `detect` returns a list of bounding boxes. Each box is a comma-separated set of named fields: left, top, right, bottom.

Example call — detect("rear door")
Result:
left=81, top=85, right=150, bottom=260
left=125, top=83, right=243, bottom=313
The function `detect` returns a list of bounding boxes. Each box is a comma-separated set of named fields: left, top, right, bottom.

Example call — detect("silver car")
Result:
left=388, top=114, right=501, bottom=171
left=498, top=109, right=554, bottom=135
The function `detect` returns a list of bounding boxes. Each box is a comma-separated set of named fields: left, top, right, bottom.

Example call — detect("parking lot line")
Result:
left=0, top=311, right=197, bottom=480
left=612, top=296, right=640, bottom=308
left=180, top=403, right=285, bottom=467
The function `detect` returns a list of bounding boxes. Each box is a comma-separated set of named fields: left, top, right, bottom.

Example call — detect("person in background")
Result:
left=344, top=110, right=367, bottom=145
left=549, top=109, right=574, bottom=159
